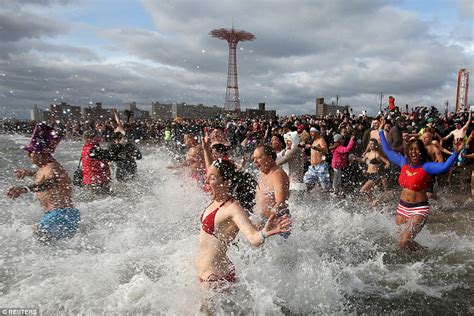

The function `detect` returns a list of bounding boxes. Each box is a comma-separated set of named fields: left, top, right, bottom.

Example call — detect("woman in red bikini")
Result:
left=195, top=159, right=291, bottom=288
left=378, top=118, right=463, bottom=251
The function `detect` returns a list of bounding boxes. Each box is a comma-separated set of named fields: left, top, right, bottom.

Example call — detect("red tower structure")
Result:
left=210, top=27, right=255, bottom=113
left=455, top=68, right=469, bottom=112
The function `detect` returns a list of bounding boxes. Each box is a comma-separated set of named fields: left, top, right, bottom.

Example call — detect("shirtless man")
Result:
left=442, top=110, right=472, bottom=146
left=422, top=128, right=445, bottom=200
left=167, top=131, right=205, bottom=185
left=303, top=128, right=330, bottom=191
left=7, top=131, right=80, bottom=242
left=423, top=128, right=445, bottom=163
left=252, top=145, right=291, bottom=238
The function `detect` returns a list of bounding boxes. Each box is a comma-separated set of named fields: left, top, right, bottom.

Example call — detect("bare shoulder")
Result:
left=269, top=167, right=289, bottom=182
left=226, top=200, right=247, bottom=217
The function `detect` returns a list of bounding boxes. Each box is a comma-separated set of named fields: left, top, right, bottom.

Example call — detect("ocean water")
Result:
left=0, top=134, right=473, bottom=314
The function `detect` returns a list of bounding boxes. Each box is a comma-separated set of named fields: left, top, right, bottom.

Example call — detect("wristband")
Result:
left=259, top=231, right=267, bottom=242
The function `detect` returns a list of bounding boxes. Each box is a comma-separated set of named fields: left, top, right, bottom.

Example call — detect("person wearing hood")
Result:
left=331, top=133, right=356, bottom=194
left=7, top=123, right=80, bottom=242
left=276, top=131, right=307, bottom=192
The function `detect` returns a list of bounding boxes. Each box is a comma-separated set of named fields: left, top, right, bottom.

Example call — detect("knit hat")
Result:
left=23, top=123, right=60, bottom=153
left=333, top=134, right=342, bottom=142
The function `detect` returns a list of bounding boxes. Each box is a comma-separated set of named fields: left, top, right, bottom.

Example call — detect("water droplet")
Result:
left=240, top=47, right=244, bottom=51
left=74, top=74, right=78, bottom=78
left=201, top=49, right=206, bottom=53
left=196, top=65, right=200, bottom=69
left=56, top=91, right=59, bottom=94
left=9, top=90, right=13, bottom=94
left=101, top=88, right=105, bottom=91
left=1, top=73, right=5, bottom=76
left=250, top=50, right=253, bottom=53
left=89, top=101, right=93, bottom=105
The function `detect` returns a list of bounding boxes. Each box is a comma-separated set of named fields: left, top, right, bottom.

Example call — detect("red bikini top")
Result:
left=200, top=197, right=234, bottom=236
left=398, top=164, right=431, bottom=191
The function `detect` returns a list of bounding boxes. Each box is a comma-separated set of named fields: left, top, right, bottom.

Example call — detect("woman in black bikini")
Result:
left=354, top=138, right=390, bottom=202
left=195, top=159, right=291, bottom=289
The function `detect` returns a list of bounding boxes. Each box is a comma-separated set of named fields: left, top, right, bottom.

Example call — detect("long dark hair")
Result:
left=405, top=139, right=430, bottom=164
left=212, top=159, right=256, bottom=213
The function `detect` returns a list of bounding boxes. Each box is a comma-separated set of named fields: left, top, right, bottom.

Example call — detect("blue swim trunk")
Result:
left=303, top=162, right=330, bottom=190
left=37, top=208, right=80, bottom=240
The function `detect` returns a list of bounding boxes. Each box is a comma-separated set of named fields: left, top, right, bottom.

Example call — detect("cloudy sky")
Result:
left=0, top=0, right=472, bottom=118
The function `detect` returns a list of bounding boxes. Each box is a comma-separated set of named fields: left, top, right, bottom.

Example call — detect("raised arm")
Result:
left=276, top=147, right=298, bottom=166
left=201, top=131, right=213, bottom=168
left=379, top=129, right=406, bottom=167
left=112, top=108, right=126, bottom=135
left=463, top=110, right=472, bottom=131
left=335, top=136, right=355, bottom=154
left=423, top=152, right=458, bottom=175
left=230, top=204, right=290, bottom=247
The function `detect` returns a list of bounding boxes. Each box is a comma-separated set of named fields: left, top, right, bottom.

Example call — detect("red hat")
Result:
left=297, top=124, right=305, bottom=133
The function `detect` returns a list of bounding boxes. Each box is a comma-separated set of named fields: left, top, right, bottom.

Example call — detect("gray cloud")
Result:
left=0, top=12, right=65, bottom=42
left=0, top=0, right=472, bottom=118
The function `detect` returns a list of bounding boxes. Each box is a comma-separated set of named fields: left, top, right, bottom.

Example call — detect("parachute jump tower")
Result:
left=209, top=27, right=255, bottom=113
left=455, top=68, right=469, bottom=112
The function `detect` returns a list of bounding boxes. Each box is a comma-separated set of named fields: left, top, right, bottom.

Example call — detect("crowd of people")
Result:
left=5, top=103, right=474, bottom=291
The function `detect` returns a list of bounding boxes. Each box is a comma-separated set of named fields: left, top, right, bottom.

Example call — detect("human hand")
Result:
left=379, top=117, right=385, bottom=130
left=7, top=186, right=28, bottom=199
left=263, top=213, right=292, bottom=237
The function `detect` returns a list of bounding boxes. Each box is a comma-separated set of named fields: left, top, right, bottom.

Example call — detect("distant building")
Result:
left=243, top=102, right=277, bottom=119
left=152, top=102, right=222, bottom=119
left=176, top=103, right=222, bottom=119
left=49, top=102, right=81, bottom=122
left=315, top=97, right=349, bottom=117
left=30, top=104, right=43, bottom=122
left=83, top=102, right=111, bottom=121
left=152, top=102, right=173, bottom=119
left=125, top=101, right=149, bottom=119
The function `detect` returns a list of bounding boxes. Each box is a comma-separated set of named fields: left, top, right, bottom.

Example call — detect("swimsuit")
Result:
left=303, top=162, right=330, bottom=190
left=397, top=200, right=430, bottom=218
left=199, top=197, right=236, bottom=283
left=200, top=197, right=234, bottom=236
left=37, top=207, right=80, bottom=240
left=379, top=130, right=458, bottom=218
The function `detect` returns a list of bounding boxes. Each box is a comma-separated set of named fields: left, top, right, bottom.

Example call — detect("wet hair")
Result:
left=271, top=133, right=285, bottom=148
left=424, top=127, right=435, bottom=135
left=211, top=143, right=230, bottom=154
left=405, top=139, right=430, bottom=164
left=368, top=138, right=379, bottom=148
left=256, top=144, right=277, bottom=161
left=212, top=159, right=256, bottom=213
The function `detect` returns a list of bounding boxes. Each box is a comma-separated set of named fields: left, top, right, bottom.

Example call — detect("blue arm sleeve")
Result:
left=379, top=130, right=406, bottom=167
left=423, top=152, right=458, bottom=175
